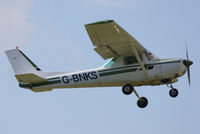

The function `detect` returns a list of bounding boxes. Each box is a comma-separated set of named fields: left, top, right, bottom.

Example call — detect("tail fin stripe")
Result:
left=18, top=49, right=41, bottom=71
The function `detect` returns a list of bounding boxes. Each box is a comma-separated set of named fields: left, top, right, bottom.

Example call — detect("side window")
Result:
left=138, top=65, right=154, bottom=71
left=104, top=58, right=116, bottom=67
left=124, top=55, right=142, bottom=65
left=147, top=65, right=154, bottom=70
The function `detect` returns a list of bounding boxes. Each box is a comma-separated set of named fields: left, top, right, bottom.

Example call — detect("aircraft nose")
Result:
left=183, top=59, right=193, bottom=67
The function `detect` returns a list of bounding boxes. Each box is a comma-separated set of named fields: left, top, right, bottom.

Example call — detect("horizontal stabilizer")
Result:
left=15, top=73, right=47, bottom=83
left=31, top=88, right=53, bottom=92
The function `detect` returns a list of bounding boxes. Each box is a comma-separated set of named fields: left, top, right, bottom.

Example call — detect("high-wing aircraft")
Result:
left=5, top=20, right=193, bottom=108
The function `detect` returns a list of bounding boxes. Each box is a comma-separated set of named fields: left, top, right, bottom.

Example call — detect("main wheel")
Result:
left=122, top=83, right=133, bottom=95
left=137, top=97, right=148, bottom=108
left=169, top=88, right=178, bottom=98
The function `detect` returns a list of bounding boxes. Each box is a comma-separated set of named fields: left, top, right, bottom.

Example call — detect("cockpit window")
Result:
left=104, top=58, right=116, bottom=67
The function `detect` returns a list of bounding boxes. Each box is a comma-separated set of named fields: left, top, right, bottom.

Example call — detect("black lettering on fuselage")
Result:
left=62, top=76, right=70, bottom=83
left=91, top=71, right=98, bottom=79
left=62, top=71, right=99, bottom=84
left=78, top=74, right=86, bottom=81
left=84, top=72, right=92, bottom=80
left=72, top=74, right=79, bottom=82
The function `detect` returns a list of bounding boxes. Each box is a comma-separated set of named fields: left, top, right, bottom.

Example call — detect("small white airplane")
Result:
left=5, top=20, right=193, bottom=108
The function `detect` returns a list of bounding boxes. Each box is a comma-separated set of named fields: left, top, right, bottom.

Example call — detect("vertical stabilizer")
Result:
left=5, top=48, right=45, bottom=82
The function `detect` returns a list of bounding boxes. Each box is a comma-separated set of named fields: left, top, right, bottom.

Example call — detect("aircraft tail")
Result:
left=5, top=48, right=52, bottom=92
left=5, top=48, right=42, bottom=74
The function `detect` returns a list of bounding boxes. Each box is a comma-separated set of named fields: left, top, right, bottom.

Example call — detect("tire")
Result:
left=122, top=83, right=133, bottom=95
left=137, top=97, right=148, bottom=108
left=169, top=88, right=179, bottom=98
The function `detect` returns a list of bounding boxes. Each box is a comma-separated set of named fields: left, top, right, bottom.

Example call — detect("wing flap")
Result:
left=94, top=46, right=117, bottom=59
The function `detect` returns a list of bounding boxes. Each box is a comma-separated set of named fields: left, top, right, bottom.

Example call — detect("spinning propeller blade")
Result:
left=186, top=44, right=189, bottom=60
left=183, top=43, right=193, bottom=86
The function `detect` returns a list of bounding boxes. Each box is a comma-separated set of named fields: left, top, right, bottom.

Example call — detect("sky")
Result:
left=1, top=0, right=200, bottom=134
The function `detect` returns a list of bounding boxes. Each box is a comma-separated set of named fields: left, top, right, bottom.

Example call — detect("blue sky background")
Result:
left=1, top=0, right=200, bottom=134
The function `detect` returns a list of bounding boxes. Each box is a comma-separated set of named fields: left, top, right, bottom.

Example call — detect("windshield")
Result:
left=103, top=58, right=116, bottom=67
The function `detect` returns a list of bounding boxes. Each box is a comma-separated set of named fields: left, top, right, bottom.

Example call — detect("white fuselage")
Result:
left=30, top=58, right=187, bottom=91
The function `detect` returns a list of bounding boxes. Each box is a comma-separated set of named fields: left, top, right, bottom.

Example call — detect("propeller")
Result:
left=183, top=44, right=193, bottom=86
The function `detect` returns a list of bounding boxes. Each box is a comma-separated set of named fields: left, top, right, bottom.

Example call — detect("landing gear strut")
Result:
left=122, top=83, right=148, bottom=108
left=167, top=83, right=179, bottom=98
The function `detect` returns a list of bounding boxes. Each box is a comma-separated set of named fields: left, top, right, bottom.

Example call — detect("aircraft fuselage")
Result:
left=22, top=58, right=186, bottom=92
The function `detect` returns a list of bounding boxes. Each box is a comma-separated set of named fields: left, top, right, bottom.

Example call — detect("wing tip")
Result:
left=85, top=20, right=114, bottom=26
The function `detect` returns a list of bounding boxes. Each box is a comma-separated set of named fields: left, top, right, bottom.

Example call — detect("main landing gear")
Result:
left=122, top=83, right=148, bottom=108
left=167, top=83, right=179, bottom=98
left=122, top=83, right=179, bottom=108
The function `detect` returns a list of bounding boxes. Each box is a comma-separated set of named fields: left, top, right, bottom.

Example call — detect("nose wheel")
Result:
left=122, top=83, right=148, bottom=108
left=169, top=88, right=178, bottom=98
left=167, top=83, right=179, bottom=98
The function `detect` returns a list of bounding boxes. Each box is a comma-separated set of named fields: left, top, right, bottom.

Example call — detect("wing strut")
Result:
left=132, top=46, right=148, bottom=78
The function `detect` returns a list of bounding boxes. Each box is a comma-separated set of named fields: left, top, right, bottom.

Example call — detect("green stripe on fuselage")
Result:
left=98, top=60, right=181, bottom=77
left=32, top=80, right=61, bottom=87
left=47, top=77, right=60, bottom=81
left=19, top=79, right=61, bottom=88
left=99, top=65, right=140, bottom=73
left=99, top=68, right=138, bottom=77
left=147, top=60, right=180, bottom=66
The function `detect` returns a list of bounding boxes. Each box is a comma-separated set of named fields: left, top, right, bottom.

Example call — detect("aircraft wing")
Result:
left=85, top=20, right=151, bottom=60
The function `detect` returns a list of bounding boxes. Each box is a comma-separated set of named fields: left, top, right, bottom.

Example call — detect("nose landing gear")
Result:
left=122, top=83, right=148, bottom=108
left=167, top=83, right=179, bottom=98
